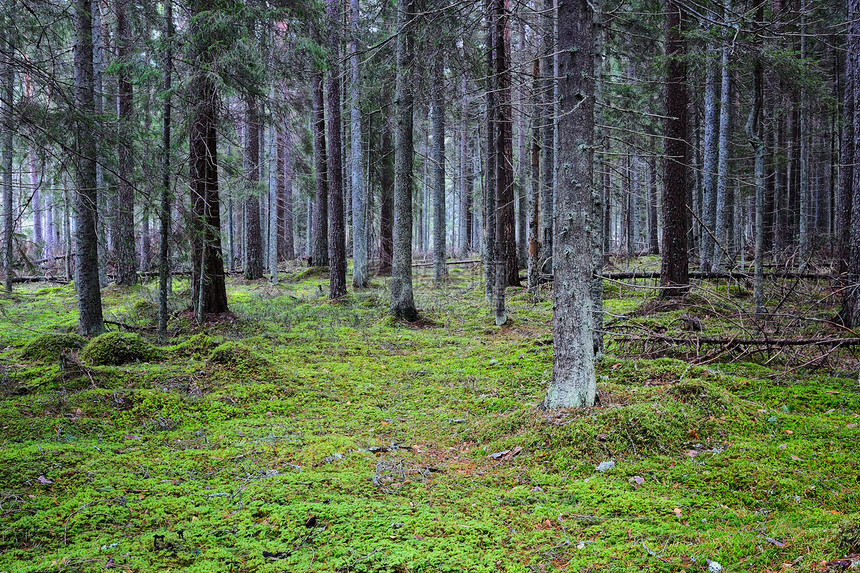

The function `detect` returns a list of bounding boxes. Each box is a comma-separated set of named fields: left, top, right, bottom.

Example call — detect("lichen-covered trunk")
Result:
left=539, top=0, right=554, bottom=274
left=326, top=0, right=347, bottom=299
left=460, top=73, right=473, bottom=254
left=700, top=42, right=719, bottom=271
left=648, top=154, right=659, bottom=254
left=483, top=0, right=497, bottom=304
left=838, top=43, right=854, bottom=275
left=660, top=0, right=689, bottom=297
left=544, top=0, right=596, bottom=409
left=527, top=60, right=541, bottom=293
left=495, top=0, right=518, bottom=292
left=278, top=127, right=295, bottom=261
left=390, top=0, right=418, bottom=321
left=349, top=0, right=367, bottom=288
left=842, top=0, right=860, bottom=327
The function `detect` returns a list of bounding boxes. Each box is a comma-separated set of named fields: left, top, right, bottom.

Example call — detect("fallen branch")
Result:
left=609, top=334, right=860, bottom=347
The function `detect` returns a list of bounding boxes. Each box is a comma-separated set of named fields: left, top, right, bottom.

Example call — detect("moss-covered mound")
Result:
left=80, top=332, right=162, bottom=366
left=208, top=341, right=270, bottom=369
left=21, top=332, right=87, bottom=362
left=168, top=333, right=219, bottom=359
left=837, top=513, right=860, bottom=554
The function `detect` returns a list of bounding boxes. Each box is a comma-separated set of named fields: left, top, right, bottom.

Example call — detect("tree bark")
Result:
left=1, top=2, right=13, bottom=295
left=189, top=72, right=228, bottom=316
left=842, top=0, right=860, bottom=327
left=114, top=0, right=137, bottom=285
left=74, top=0, right=105, bottom=334
left=660, top=0, right=689, bottom=297
left=158, top=0, right=172, bottom=343
left=701, top=39, right=718, bottom=271
left=326, top=0, right=347, bottom=299
left=390, top=0, right=418, bottom=320
left=379, top=116, right=394, bottom=275
left=544, top=0, right=596, bottom=409
left=244, top=98, right=263, bottom=280
left=539, top=0, right=554, bottom=274
left=432, top=46, right=447, bottom=284
left=839, top=43, right=854, bottom=274
left=349, top=0, right=368, bottom=287
left=311, top=69, right=329, bottom=267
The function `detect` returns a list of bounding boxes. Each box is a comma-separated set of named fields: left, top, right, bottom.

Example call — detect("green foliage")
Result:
left=1, top=271, right=859, bottom=572
left=21, top=332, right=86, bottom=362
left=80, top=332, right=163, bottom=366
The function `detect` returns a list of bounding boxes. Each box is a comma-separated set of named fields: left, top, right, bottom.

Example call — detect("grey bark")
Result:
left=544, top=0, right=596, bottom=409
left=746, top=13, right=765, bottom=314
left=799, top=0, right=810, bottom=268
left=432, top=47, right=447, bottom=284
left=74, top=0, right=105, bottom=334
left=843, top=0, right=860, bottom=327
left=648, top=153, right=659, bottom=253
left=92, top=1, right=108, bottom=287
left=484, top=0, right=497, bottom=303
left=539, top=0, right=554, bottom=274
left=268, top=119, right=278, bottom=284
left=349, top=0, right=368, bottom=287
left=390, top=0, right=418, bottom=321
left=701, top=41, right=719, bottom=270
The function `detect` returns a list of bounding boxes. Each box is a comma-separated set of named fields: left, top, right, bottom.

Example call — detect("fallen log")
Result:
left=608, top=334, right=860, bottom=347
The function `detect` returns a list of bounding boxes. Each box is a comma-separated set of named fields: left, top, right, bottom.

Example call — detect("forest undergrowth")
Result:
left=0, top=260, right=858, bottom=572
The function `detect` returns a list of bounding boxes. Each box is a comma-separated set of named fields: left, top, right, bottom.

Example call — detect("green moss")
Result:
left=292, top=266, right=330, bottom=281
left=837, top=513, right=860, bottom=554
left=21, top=332, right=87, bottom=362
left=167, top=333, right=220, bottom=359
left=80, top=332, right=162, bottom=365
left=208, top=340, right=270, bottom=369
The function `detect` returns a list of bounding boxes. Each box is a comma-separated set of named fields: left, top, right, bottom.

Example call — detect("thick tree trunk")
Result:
left=660, top=0, right=689, bottom=297
left=747, top=6, right=765, bottom=314
left=158, top=0, right=172, bottom=343
left=544, top=0, right=596, bottom=409
left=326, top=0, right=347, bottom=298
left=379, top=117, right=394, bottom=275
left=527, top=60, right=541, bottom=293
left=115, top=0, right=137, bottom=285
left=540, top=0, right=554, bottom=275
left=484, top=0, right=497, bottom=303
left=244, top=99, right=263, bottom=280
left=799, top=0, right=810, bottom=268
left=268, top=121, right=279, bottom=284
left=189, top=74, right=228, bottom=316
left=432, top=48, right=447, bottom=285
left=390, top=0, right=418, bottom=321
left=842, top=0, right=860, bottom=327
left=74, top=0, right=105, bottom=334
left=349, top=0, right=367, bottom=287
left=702, top=0, right=732, bottom=272
left=92, top=2, right=108, bottom=287
left=460, top=73, right=473, bottom=254
left=496, top=0, right=518, bottom=291
left=311, top=68, right=329, bottom=267
left=839, top=48, right=854, bottom=274
left=701, top=41, right=719, bottom=270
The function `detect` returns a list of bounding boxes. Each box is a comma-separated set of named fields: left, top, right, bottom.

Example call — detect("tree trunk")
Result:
left=74, top=0, right=105, bottom=334
left=279, top=126, right=295, bottom=261
left=460, top=72, right=473, bottom=254
left=527, top=59, right=541, bottom=293
left=496, top=0, right=517, bottom=290
left=544, top=0, right=596, bottom=409
left=158, top=0, right=172, bottom=343
left=189, top=72, right=228, bottom=317
left=798, top=0, right=810, bottom=268
left=244, top=98, right=263, bottom=279
left=115, top=0, right=137, bottom=285
left=540, top=0, right=554, bottom=275
left=326, top=0, right=347, bottom=299
left=839, top=46, right=854, bottom=274
left=648, top=153, right=659, bottom=253
left=701, top=40, right=719, bottom=270
left=268, top=119, right=279, bottom=284
left=747, top=4, right=765, bottom=314
left=379, top=116, right=394, bottom=275
left=842, top=0, right=860, bottom=327
left=349, top=0, right=367, bottom=287
left=432, top=46, right=447, bottom=285
left=1, top=3, right=13, bottom=295
left=390, top=0, right=418, bottom=321
left=484, top=0, right=497, bottom=303
left=311, top=66, right=329, bottom=267
left=660, top=0, right=689, bottom=297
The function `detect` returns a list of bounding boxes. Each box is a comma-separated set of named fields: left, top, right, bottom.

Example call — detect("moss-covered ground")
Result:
left=0, top=263, right=858, bottom=572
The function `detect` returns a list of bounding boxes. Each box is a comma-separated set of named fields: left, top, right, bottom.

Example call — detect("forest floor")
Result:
left=0, top=259, right=859, bottom=572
